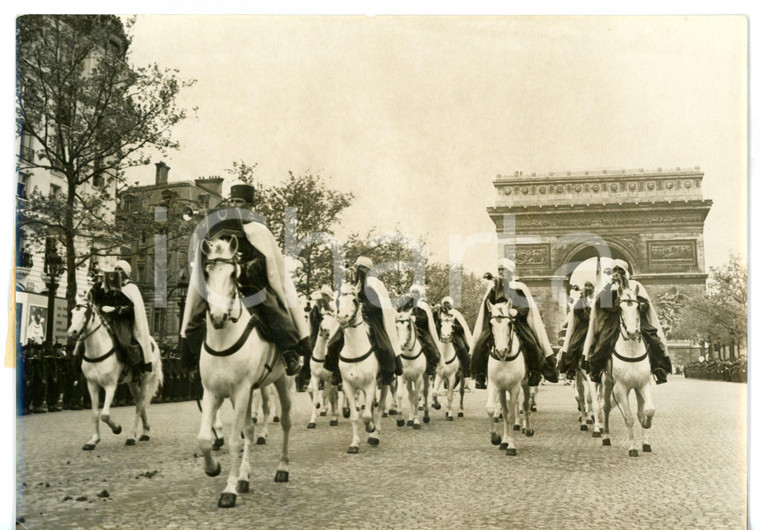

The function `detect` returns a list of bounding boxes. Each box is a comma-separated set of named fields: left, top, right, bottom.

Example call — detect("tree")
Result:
left=671, top=254, right=747, bottom=356
left=17, top=15, right=195, bottom=316
left=226, top=163, right=353, bottom=296
left=425, top=262, right=487, bottom=328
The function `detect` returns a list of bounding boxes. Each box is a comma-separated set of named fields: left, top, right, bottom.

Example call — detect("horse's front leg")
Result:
left=521, top=380, right=534, bottom=437
left=399, top=378, right=411, bottom=427
left=363, top=380, right=379, bottom=445
left=126, top=381, right=141, bottom=445
left=83, top=380, right=101, bottom=450
left=445, top=372, right=456, bottom=421
left=371, top=383, right=386, bottom=444
left=422, top=374, right=431, bottom=423
left=307, top=375, right=320, bottom=429
left=601, top=377, right=613, bottom=447
left=612, top=381, right=637, bottom=456
left=99, top=383, right=122, bottom=435
left=636, top=385, right=654, bottom=453
left=431, top=373, right=442, bottom=410
left=582, top=371, right=603, bottom=437
left=485, top=377, right=501, bottom=447
left=458, top=374, right=465, bottom=417
left=500, top=387, right=514, bottom=453
left=328, top=382, right=339, bottom=426
left=217, top=384, right=253, bottom=507
left=237, top=389, right=255, bottom=495
left=198, top=390, right=224, bottom=478
left=273, top=374, right=292, bottom=483
left=411, top=375, right=422, bottom=428
left=343, top=380, right=361, bottom=453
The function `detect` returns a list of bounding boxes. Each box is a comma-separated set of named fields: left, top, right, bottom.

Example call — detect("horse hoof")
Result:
left=388, top=409, right=398, bottom=416
left=506, top=448, right=517, bottom=456
left=365, top=424, right=376, bottom=434
left=273, top=416, right=280, bottom=423
left=206, top=462, right=222, bottom=477
left=320, top=411, right=327, bottom=417
left=446, top=416, right=454, bottom=422
left=256, top=437, right=267, bottom=445
left=530, top=406, right=537, bottom=412
left=493, top=416, right=499, bottom=423
left=524, top=429, right=534, bottom=437
left=499, top=442, right=509, bottom=450
left=643, top=444, right=652, bottom=453
left=418, top=406, right=423, bottom=411
left=112, top=425, right=122, bottom=435
left=602, top=439, right=611, bottom=447
left=236, top=480, right=249, bottom=493
left=307, top=422, right=316, bottom=429
left=491, top=433, right=502, bottom=446
left=347, top=446, right=359, bottom=454
left=212, top=438, right=225, bottom=451
left=218, top=492, right=236, bottom=508
left=432, top=403, right=441, bottom=410
left=406, top=420, right=414, bottom=427
left=274, top=470, right=289, bottom=483
left=580, top=424, right=589, bottom=432
left=592, top=431, right=602, bottom=438
left=642, top=417, right=653, bottom=430
left=513, top=425, right=520, bottom=431
left=629, top=449, right=639, bottom=457
left=586, top=419, right=593, bottom=425
left=329, top=420, right=338, bottom=427
left=367, top=437, right=380, bottom=446
left=253, top=417, right=257, bottom=424
left=423, top=415, right=430, bottom=424
left=82, top=443, right=96, bottom=451
left=125, top=438, right=136, bottom=446
left=315, top=402, right=321, bottom=409
left=397, top=419, right=405, bottom=427
left=413, top=423, right=421, bottom=430
left=342, top=408, right=351, bottom=419
left=458, top=412, right=464, bottom=418
left=139, top=434, right=150, bottom=442
left=382, top=412, right=388, bottom=418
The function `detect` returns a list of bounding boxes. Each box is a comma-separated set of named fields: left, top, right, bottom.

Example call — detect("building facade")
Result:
left=487, top=166, right=712, bottom=348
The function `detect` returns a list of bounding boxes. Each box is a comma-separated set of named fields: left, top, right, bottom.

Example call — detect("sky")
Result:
left=121, top=15, right=747, bottom=277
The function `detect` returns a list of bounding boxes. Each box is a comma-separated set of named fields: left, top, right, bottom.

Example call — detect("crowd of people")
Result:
left=683, top=357, right=747, bottom=383
left=16, top=341, right=203, bottom=415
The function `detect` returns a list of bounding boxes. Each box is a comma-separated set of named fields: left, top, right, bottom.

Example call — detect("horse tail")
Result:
left=145, top=339, right=164, bottom=400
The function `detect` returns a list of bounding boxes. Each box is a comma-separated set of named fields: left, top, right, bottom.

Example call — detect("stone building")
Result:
left=487, top=167, right=712, bottom=347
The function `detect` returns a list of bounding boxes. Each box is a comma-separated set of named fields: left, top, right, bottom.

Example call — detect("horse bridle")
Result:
left=439, top=314, right=455, bottom=344
left=338, top=288, right=364, bottom=329
left=204, top=256, right=244, bottom=324
left=490, top=306, right=518, bottom=361
left=72, top=303, right=102, bottom=342
left=396, top=314, right=418, bottom=352
left=618, top=296, right=642, bottom=342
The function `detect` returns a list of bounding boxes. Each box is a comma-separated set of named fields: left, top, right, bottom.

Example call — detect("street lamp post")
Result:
left=42, top=236, right=63, bottom=354
left=176, top=271, right=189, bottom=347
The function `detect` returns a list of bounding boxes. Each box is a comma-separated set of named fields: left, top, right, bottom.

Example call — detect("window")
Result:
left=17, top=173, right=29, bottom=199
left=19, top=124, right=34, bottom=163
left=92, top=157, right=104, bottom=187
left=152, top=307, right=165, bottom=335
left=50, top=184, right=61, bottom=197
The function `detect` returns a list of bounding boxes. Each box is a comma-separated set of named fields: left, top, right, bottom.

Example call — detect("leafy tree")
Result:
left=424, top=261, right=487, bottom=328
left=17, top=15, right=195, bottom=315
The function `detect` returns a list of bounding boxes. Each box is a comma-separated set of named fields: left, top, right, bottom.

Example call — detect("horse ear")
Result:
left=201, top=239, right=211, bottom=256
left=229, top=234, right=239, bottom=255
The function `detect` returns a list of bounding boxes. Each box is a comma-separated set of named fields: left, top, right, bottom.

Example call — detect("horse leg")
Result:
left=273, top=375, right=292, bottom=482
left=583, top=371, right=603, bottom=437
left=217, top=385, right=252, bottom=507
left=256, top=388, right=271, bottom=445
left=400, top=378, right=412, bottom=427
left=485, top=378, right=501, bottom=446
left=521, top=380, right=534, bottom=437
left=601, top=377, right=613, bottom=447
left=99, top=384, right=122, bottom=435
left=445, top=373, right=455, bottom=420
left=307, top=376, right=319, bottom=429
left=212, top=409, right=225, bottom=450
left=612, top=382, right=637, bottom=456
left=328, top=382, right=339, bottom=426
left=343, top=380, right=361, bottom=453
left=363, top=381, right=378, bottom=439
left=499, top=388, right=513, bottom=452
left=422, top=374, right=431, bottom=423
left=237, top=390, right=254, bottom=495
left=198, top=391, right=224, bottom=478
left=637, top=385, right=654, bottom=452
left=431, top=373, right=442, bottom=410
left=83, top=381, right=101, bottom=450
left=371, top=383, right=386, bottom=444
left=458, top=374, right=465, bottom=417
left=126, top=381, right=141, bottom=445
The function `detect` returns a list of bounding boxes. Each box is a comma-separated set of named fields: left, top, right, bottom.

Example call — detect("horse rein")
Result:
left=396, top=315, right=418, bottom=352
left=618, top=296, right=642, bottom=342
left=204, top=255, right=244, bottom=324
left=74, top=304, right=116, bottom=363
left=490, top=308, right=518, bottom=362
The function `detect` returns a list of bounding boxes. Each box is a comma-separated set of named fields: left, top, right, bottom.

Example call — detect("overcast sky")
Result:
left=123, top=15, right=747, bottom=275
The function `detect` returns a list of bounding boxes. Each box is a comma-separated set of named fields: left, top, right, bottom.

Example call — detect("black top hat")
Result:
left=230, top=184, right=255, bottom=204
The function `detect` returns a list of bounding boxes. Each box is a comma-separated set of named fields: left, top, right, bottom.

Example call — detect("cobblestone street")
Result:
left=15, top=376, right=746, bottom=529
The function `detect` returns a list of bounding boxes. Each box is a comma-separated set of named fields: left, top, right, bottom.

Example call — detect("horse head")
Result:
left=319, top=309, right=338, bottom=340
left=487, top=299, right=517, bottom=357
left=335, top=281, right=361, bottom=328
left=439, top=313, right=456, bottom=343
left=618, top=284, right=642, bottom=342
left=67, top=296, right=95, bottom=341
left=395, top=309, right=416, bottom=350
left=201, top=235, right=241, bottom=329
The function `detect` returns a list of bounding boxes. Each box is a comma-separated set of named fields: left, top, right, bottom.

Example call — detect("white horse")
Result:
left=196, top=236, right=293, bottom=508
left=485, top=299, right=533, bottom=456
left=395, top=309, right=429, bottom=429
left=67, top=300, right=163, bottom=450
left=335, top=281, right=387, bottom=453
left=432, top=313, right=463, bottom=421
left=600, top=284, right=656, bottom=457
left=307, top=310, right=340, bottom=429
left=574, top=365, right=603, bottom=437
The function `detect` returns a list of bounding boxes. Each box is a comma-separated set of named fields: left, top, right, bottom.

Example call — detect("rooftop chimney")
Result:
left=155, top=162, right=170, bottom=185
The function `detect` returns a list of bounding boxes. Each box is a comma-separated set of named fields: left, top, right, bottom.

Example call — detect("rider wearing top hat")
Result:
left=179, top=184, right=309, bottom=376
left=582, top=259, right=672, bottom=384
left=325, top=256, right=404, bottom=386
left=469, top=258, right=559, bottom=388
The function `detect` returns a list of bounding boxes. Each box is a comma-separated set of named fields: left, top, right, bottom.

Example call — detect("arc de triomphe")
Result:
left=487, top=167, right=712, bottom=343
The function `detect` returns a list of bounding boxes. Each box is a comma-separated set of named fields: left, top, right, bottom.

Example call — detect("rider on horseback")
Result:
left=396, top=284, right=442, bottom=377
left=83, top=260, right=153, bottom=376
left=557, top=281, right=595, bottom=376
left=470, top=258, right=559, bottom=389
left=434, top=296, right=473, bottom=378
left=582, top=259, right=672, bottom=385
left=179, top=184, right=309, bottom=377
left=325, top=256, right=404, bottom=386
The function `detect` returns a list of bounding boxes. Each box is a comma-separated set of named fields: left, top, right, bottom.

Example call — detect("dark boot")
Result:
left=475, top=374, right=487, bottom=389
left=528, top=370, right=541, bottom=387
left=394, top=356, right=404, bottom=376
left=283, top=350, right=303, bottom=376
left=541, top=354, right=559, bottom=383
left=331, top=370, right=342, bottom=387
left=652, top=368, right=668, bottom=385
left=382, top=371, right=395, bottom=386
